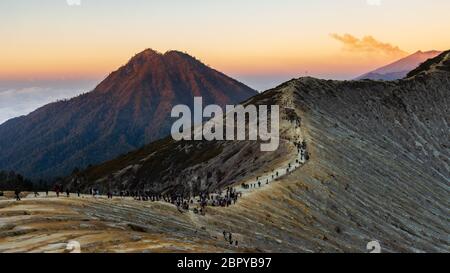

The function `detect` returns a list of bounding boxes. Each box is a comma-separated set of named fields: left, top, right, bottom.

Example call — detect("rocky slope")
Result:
left=0, top=51, right=448, bottom=253
left=0, top=49, right=257, bottom=179
left=66, top=86, right=305, bottom=195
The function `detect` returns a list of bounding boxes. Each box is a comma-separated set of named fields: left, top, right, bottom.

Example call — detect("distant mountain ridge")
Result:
left=0, top=49, right=258, bottom=179
left=356, top=50, right=442, bottom=80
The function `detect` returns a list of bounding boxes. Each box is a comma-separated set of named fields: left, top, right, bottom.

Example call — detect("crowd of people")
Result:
left=6, top=139, right=310, bottom=251
left=123, top=186, right=243, bottom=215
left=296, top=140, right=309, bottom=162
left=9, top=140, right=310, bottom=220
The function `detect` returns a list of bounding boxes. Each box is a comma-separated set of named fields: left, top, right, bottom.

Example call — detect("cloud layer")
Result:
left=331, top=33, right=407, bottom=57
left=0, top=87, right=85, bottom=124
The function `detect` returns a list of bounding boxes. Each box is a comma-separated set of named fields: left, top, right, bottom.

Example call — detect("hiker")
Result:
left=14, top=189, right=21, bottom=201
left=66, top=189, right=70, bottom=197
left=55, top=184, right=60, bottom=197
left=258, top=181, right=261, bottom=188
left=46, top=190, right=49, bottom=197
left=77, top=189, right=81, bottom=197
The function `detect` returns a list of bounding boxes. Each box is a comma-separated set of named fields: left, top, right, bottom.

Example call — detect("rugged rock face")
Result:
left=0, top=49, right=257, bottom=179
left=63, top=51, right=449, bottom=252
left=267, top=71, right=449, bottom=252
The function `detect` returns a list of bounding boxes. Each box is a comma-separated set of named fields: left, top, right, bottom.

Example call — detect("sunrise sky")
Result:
left=1, top=0, right=450, bottom=123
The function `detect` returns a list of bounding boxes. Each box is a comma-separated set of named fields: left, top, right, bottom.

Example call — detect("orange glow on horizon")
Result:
left=0, top=44, right=416, bottom=82
left=1, top=0, right=449, bottom=82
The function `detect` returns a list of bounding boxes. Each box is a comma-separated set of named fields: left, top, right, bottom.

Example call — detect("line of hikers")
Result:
left=241, top=176, right=267, bottom=190
left=240, top=141, right=308, bottom=192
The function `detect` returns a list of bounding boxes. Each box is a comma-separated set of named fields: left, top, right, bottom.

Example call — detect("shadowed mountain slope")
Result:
left=0, top=49, right=257, bottom=179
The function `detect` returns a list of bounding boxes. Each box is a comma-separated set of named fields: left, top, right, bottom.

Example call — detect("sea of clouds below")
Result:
left=0, top=87, right=85, bottom=124
left=0, top=76, right=103, bottom=126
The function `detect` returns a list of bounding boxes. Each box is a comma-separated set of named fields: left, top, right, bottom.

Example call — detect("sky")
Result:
left=1, top=0, right=450, bottom=123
